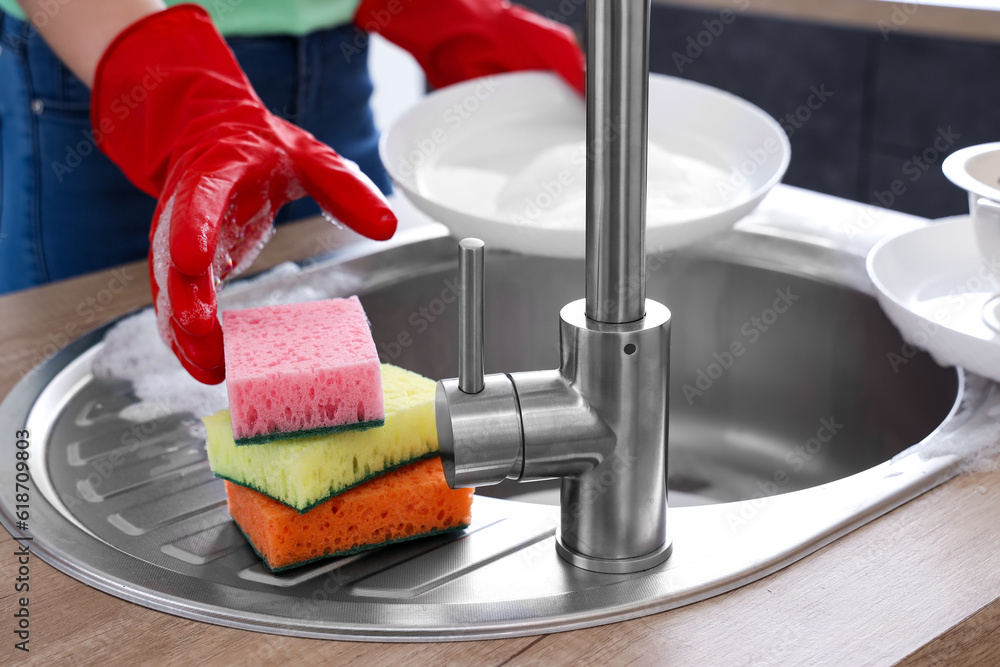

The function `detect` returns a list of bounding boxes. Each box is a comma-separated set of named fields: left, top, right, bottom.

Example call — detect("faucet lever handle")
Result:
left=458, top=238, right=485, bottom=394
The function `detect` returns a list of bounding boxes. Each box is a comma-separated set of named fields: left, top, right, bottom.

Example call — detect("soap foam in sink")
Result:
left=908, top=419, right=1000, bottom=475
left=91, top=262, right=336, bottom=424
left=92, top=308, right=230, bottom=423
left=901, top=378, right=1000, bottom=475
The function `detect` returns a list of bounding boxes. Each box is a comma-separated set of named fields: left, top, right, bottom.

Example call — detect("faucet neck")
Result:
left=585, top=0, right=651, bottom=324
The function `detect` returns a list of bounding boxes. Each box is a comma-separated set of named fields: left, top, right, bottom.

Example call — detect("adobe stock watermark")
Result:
left=18, top=0, right=72, bottom=30
left=377, top=276, right=460, bottom=361
left=516, top=448, right=642, bottom=567
left=51, top=65, right=167, bottom=182
left=727, top=416, right=845, bottom=533
left=777, top=84, right=834, bottom=139
left=391, top=76, right=501, bottom=182
left=682, top=287, right=800, bottom=405
left=16, top=267, right=136, bottom=380
left=341, top=0, right=415, bottom=63
left=845, top=126, right=960, bottom=241
left=207, top=0, right=245, bottom=20
left=871, top=126, right=960, bottom=210
left=716, top=85, right=832, bottom=199
left=887, top=254, right=999, bottom=372
left=63, top=397, right=177, bottom=511
left=509, top=146, right=584, bottom=228
left=878, top=2, right=922, bottom=40
left=671, top=0, right=752, bottom=74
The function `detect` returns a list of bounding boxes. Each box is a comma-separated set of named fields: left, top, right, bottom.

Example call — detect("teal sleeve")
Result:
left=0, top=0, right=362, bottom=37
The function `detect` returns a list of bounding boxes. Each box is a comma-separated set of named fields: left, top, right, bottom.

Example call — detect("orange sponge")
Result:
left=225, top=457, right=474, bottom=571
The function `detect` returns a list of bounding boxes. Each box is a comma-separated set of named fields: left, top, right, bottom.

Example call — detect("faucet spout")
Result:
left=586, top=0, right=651, bottom=324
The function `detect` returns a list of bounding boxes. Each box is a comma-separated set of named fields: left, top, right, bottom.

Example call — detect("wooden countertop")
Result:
left=655, top=0, right=1000, bottom=43
left=1, top=216, right=998, bottom=666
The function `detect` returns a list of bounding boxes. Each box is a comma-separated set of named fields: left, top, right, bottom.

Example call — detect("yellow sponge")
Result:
left=204, top=364, right=438, bottom=512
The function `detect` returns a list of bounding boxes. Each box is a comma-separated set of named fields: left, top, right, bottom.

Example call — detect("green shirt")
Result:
left=0, top=0, right=362, bottom=36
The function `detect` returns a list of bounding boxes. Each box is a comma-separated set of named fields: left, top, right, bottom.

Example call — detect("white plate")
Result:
left=867, top=216, right=1000, bottom=382
left=380, top=72, right=790, bottom=257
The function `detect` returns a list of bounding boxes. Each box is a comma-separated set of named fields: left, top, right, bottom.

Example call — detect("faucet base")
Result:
left=556, top=530, right=673, bottom=574
left=556, top=299, right=671, bottom=567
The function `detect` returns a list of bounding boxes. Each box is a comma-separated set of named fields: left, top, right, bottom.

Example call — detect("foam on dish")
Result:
left=419, top=141, right=732, bottom=229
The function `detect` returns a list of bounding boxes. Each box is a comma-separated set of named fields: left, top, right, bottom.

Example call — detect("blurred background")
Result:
left=370, top=0, right=1000, bottom=220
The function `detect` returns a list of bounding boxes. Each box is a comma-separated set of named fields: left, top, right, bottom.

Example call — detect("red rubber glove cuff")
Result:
left=92, top=5, right=397, bottom=384
left=354, top=0, right=584, bottom=94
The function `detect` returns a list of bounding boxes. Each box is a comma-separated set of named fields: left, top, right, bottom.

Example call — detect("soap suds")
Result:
left=420, top=141, right=732, bottom=229
left=91, top=261, right=349, bottom=423
left=899, top=377, right=1000, bottom=474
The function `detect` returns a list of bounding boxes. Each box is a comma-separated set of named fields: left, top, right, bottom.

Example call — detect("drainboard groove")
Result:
left=75, top=456, right=208, bottom=502
left=67, top=421, right=201, bottom=466
left=349, top=516, right=556, bottom=599
left=236, top=519, right=506, bottom=589
left=72, top=389, right=137, bottom=426
left=108, top=478, right=227, bottom=535
left=83, top=463, right=216, bottom=507
left=238, top=552, right=377, bottom=588
left=161, top=521, right=250, bottom=565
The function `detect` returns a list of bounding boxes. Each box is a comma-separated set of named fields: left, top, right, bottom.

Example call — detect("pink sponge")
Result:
left=222, top=296, right=384, bottom=444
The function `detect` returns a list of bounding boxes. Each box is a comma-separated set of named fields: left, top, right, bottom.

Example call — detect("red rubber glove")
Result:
left=91, top=5, right=397, bottom=385
left=354, top=0, right=585, bottom=95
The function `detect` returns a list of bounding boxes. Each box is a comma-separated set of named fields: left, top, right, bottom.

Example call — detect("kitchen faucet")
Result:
left=436, top=0, right=672, bottom=573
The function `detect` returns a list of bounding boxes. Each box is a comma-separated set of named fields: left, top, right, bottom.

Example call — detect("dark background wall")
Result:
left=521, top=0, right=1000, bottom=219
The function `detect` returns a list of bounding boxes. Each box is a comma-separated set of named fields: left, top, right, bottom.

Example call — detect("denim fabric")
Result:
left=0, top=13, right=389, bottom=294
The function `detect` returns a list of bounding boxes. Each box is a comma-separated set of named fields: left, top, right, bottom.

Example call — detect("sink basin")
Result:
left=361, top=231, right=960, bottom=508
left=0, top=222, right=990, bottom=641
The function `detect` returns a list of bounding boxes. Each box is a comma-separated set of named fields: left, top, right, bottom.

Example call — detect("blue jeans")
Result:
left=0, top=13, right=390, bottom=294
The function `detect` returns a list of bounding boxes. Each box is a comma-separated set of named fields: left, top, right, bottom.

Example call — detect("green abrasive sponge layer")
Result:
left=204, top=364, right=438, bottom=512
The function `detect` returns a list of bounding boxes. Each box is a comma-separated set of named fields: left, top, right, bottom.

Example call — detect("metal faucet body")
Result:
left=436, top=0, right=673, bottom=574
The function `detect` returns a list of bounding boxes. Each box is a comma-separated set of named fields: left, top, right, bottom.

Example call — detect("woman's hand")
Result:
left=355, top=0, right=585, bottom=95
left=91, top=5, right=397, bottom=384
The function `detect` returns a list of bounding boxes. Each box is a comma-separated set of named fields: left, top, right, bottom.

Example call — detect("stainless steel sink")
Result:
left=0, top=222, right=991, bottom=641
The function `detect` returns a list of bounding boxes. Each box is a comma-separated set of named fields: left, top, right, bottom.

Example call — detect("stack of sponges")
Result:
left=204, top=297, right=473, bottom=571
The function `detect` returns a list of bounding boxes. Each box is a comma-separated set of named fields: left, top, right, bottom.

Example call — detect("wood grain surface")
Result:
left=654, top=0, right=1000, bottom=44
left=0, top=218, right=998, bottom=666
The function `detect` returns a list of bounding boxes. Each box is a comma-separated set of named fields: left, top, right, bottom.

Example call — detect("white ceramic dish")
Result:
left=380, top=71, right=790, bottom=257
left=943, top=143, right=1000, bottom=325
left=867, top=216, right=1000, bottom=382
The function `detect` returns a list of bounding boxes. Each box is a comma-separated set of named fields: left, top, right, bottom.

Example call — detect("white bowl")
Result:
left=380, top=72, right=790, bottom=257
left=943, top=142, right=1000, bottom=284
left=867, top=217, right=1000, bottom=382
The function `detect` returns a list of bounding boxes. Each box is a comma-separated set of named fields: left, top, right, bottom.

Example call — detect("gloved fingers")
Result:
left=164, top=137, right=279, bottom=279
left=508, top=6, right=585, bottom=96
left=216, top=170, right=281, bottom=281
left=167, top=167, right=244, bottom=278
left=168, top=267, right=217, bottom=337
left=171, top=317, right=226, bottom=385
left=285, top=128, right=397, bottom=241
left=163, top=144, right=281, bottom=332
left=424, top=35, right=508, bottom=89
left=157, top=146, right=283, bottom=379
